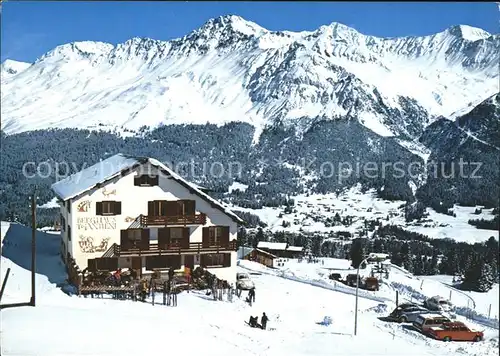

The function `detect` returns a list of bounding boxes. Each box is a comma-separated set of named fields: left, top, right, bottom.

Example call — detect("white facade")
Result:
left=55, top=156, right=241, bottom=284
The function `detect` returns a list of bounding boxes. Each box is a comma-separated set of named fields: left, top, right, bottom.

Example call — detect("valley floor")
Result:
left=1, top=223, right=498, bottom=356
left=235, top=186, right=499, bottom=243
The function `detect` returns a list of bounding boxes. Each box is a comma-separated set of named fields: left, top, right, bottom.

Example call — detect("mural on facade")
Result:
left=78, top=236, right=110, bottom=253
left=102, top=186, right=117, bottom=197
left=77, top=216, right=117, bottom=231
left=124, top=216, right=136, bottom=223
left=77, top=200, right=91, bottom=213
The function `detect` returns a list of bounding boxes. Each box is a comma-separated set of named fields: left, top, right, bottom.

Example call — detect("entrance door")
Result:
left=132, top=257, right=142, bottom=277
left=184, top=255, right=194, bottom=269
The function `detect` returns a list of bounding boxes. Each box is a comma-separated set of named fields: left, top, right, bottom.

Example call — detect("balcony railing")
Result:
left=109, top=240, right=237, bottom=257
left=138, top=213, right=207, bottom=227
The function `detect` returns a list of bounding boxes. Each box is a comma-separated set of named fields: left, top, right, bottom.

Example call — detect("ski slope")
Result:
left=1, top=222, right=499, bottom=356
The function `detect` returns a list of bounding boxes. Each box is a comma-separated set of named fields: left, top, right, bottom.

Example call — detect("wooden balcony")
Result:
left=109, top=240, right=237, bottom=257
left=138, top=213, right=207, bottom=227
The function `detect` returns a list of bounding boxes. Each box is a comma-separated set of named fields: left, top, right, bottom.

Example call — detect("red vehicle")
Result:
left=427, top=321, right=484, bottom=342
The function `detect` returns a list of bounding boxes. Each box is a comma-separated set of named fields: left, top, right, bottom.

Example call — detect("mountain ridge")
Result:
left=1, top=15, right=498, bottom=139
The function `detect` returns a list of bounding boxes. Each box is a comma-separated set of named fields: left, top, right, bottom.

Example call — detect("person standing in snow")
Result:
left=228, top=283, right=234, bottom=302
left=171, top=279, right=178, bottom=307
left=140, top=279, right=148, bottom=302
left=260, top=312, right=269, bottom=330
left=249, top=287, right=255, bottom=303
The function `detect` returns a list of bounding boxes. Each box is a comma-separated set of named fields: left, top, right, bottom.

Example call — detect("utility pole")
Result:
left=354, top=256, right=370, bottom=336
left=30, top=191, right=36, bottom=306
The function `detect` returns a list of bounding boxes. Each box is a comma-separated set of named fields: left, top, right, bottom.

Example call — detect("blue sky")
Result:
left=1, top=1, right=498, bottom=63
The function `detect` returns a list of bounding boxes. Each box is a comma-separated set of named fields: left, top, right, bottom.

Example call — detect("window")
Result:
left=127, top=229, right=142, bottom=242
left=201, top=253, right=230, bottom=267
left=134, top=174, right=159, bottom=186
left=67, top=200, right=71, bottom=214
left=60, top=214, right=66, bottom=232
left=121, top=229, right=150, bottom=251
left=209, top=226, right=224, bottom=245
left=202, top=226, right=229, bottom=248
left=170, top=227, right=184, bottom=241
left=148, top=200, right=195, bottom=217
left=148, top=200, right=168, bottom=216
left=68, top=225, right=72, bottom=241
left=96, top=201, right=121, bottom=216
left=176, top=200, right=195, bottom=216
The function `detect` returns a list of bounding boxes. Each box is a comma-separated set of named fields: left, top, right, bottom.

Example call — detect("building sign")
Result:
left=77, top=200, right=91, bottom=213
left=79, top=236, right=110, bottom=253
left=76, top=216, right=117, bottom=231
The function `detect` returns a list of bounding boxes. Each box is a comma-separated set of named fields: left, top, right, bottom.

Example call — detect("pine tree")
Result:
left=350, top=239, right=365, bottom=268
left=477, top=263, right=495, bottom=292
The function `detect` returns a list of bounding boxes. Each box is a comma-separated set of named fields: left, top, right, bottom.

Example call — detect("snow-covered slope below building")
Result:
left=1, top=222, right=498, bottom=356
left=1, top=15, right=498, bottom=139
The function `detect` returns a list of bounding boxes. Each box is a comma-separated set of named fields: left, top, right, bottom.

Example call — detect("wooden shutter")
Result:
left=181, top=227, right=190, bottom=249
left=200, top=254, right=208, bottom=268
left=145, top=256, right=155, bottom=270
left=134, top=176, right=141, bottom=186
left=184, top=200, right=195, bottom=215
left=148, top=201, right=155, bottom=216
left=120, top=230, right=130, bottom=251
left=107, top=257, right=118, bottom=271
left=96, top=202, right=103, bottom=215
left=87, top=259, right=97, bottom=272
left=168, top=255, right=181, bottom=269
left=223, top=253, right=231, bottom=267
left=220, top=226, right=230, bottom=247
left=114, top=201, right=122, bottom=215
left=95, top=257, right=118, bottom=271
left=202, top=227, right=210, bottom=248
left=131, top=257, right=142, bottom=270
left=166, top=201, right=179, bottom=217
left=140, top=229, right=150, bottom=250
left=149, top=175, right=159, bottom=186
left=160, top=200, right=168, bottom=216
left=158, top=228, right=170, bottom=249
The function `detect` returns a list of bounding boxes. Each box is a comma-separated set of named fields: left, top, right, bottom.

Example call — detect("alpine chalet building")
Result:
left=51, top=153, right=243, bottom=283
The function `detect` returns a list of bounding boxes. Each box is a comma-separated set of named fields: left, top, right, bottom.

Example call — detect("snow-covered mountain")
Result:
left=1, top=59, right=31, bottom=79
left=1, top=15, right=498, bottom=138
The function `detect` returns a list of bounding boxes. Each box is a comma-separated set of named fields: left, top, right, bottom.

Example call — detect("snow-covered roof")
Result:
left=51, top=153, right=243, bottom=224
left=368, top=253, right=389, bottom=259
left=287, top=246, right=303, bottom=252
left=254, top=248, right=277, bottom=258
left=257, top=241, right=288, bottom=251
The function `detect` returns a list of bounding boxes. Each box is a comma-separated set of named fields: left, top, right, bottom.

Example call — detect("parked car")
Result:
left=424, top=296, right=453, bottom=312
left=412, top=313, right=452, bottom=333
left=427, top=321, right=484, bottom=342
left=345, top=274, right=361, bottom=287
left=423, top=296, right=456, bottom=318
left=364, top=277, right=379, bottom=291
left=389, top=305, right=430, bottom=323
left=236, top=272, right=255, bottom=290
left=329, top=273, right=342, bottom=281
